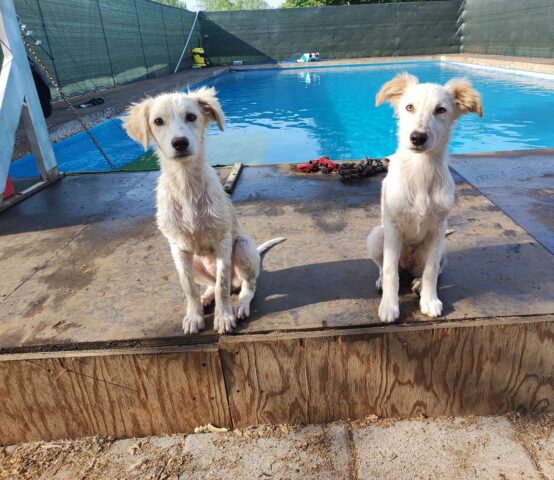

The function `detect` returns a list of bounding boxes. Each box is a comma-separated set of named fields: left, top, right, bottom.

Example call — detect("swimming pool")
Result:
left=10, top=61, right=554, bottom=177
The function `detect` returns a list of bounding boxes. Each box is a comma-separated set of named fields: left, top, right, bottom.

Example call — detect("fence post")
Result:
left=35, top=0, right=61, bottom=87
left=134, top=0, right=149, bottom=79
left=160, top=4, right=172, bottom=73
left=95, top=0, right=116, bottom=87
left=331, top=8, right=336, bottom=59
left=174, top=10, right=199, bottom=73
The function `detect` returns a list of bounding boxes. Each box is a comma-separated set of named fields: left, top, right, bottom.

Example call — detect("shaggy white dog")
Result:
left=367, top=73, right=482, bottom=323
left=123, top=88, right=284, bottom=334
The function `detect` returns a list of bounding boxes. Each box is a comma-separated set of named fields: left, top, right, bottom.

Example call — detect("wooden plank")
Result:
left=223, top=162, right=243, bottom=194
left=220, top=320, right=554, bottom=427
left=0, top=345, right=231, bottom=444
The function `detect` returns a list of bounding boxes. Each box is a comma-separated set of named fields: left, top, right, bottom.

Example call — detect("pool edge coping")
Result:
left=231, top=53, right=554, bottom=78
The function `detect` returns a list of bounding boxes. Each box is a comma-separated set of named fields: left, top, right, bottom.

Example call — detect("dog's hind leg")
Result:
left=367, top=226, right=385, bottom=291
left=200, top=286, right=215, bottom=308
left=232, top=235, right=261, bottom=320
left=192, top=257, right=217, bottom=308
left=412, top=237, right=447, bottom=296
left=412, top=255, right=446, bottom=295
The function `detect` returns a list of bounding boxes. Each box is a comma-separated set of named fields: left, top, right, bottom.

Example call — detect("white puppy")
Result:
left=123, top=88, right=285, bottom=334
left=367, top=73, right=482, bottom=323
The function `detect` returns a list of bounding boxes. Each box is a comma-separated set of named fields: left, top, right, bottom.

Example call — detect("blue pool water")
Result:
left=11, top=61, right=554, bottom=177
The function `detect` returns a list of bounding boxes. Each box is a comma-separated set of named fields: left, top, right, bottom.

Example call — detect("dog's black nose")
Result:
left=171, top=137, right=189, bottom=153
left=410, top=131, right=428, bottom=147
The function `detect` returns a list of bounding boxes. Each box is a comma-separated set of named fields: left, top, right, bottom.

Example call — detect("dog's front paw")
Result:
left=378, top=296, right=399, bottom=323
left=214, top=309, right=237, bottom=334
left=182, top=311, right=205, bottom=335
left=420, top=297, right=443, bottom=317
left=233, top=300, right=251, bottom=320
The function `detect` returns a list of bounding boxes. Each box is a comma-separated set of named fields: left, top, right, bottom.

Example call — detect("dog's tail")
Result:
left=257, top=237, right=286, bottom=256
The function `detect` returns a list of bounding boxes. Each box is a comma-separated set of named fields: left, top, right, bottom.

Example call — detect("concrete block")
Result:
left=353, top=416, right=540, bottom=479
left=179, top=424, right=351, bottom=479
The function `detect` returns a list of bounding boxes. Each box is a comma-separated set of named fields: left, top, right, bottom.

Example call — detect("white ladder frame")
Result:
left=0, top=0, right=59, bottom=207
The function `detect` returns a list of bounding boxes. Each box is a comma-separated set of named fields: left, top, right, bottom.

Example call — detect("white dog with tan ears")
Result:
left=123, top=87, right=285, bottom=334
left=367, top=73, right=482, bottom=323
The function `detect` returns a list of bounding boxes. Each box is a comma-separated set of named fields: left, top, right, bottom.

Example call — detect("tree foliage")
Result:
left=284, top=0, right=432, bottom=8
left=151, top=0, right=188, bottom=8
left=199, top=0, right=270, bottom=11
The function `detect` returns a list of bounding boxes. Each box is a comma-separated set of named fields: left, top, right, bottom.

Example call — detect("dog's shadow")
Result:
left=203, top=240, right=548, bottom=330
left=254, top=258, right=377, bottom=315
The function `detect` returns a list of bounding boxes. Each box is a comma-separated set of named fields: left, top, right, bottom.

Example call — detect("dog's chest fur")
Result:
left=384, top=157, right=454, bottom=242
left=156, top=170, right=235, bottom=255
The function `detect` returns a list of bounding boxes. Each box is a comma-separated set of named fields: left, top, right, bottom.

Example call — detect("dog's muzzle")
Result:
left=410, top=131, right=428, bottom=148
left=171, top=136, right=190, bottom=155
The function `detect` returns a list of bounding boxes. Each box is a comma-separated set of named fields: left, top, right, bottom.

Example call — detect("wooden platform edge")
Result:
left=0, top=344, right=232, bottom=445
left=1, top=315, right=553, bottom=444
left=0, top=173, right=64, bottom=212
left=223, top=161, right=243, bottom=194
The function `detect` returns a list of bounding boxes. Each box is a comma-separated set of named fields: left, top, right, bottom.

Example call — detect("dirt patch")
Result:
left=0, top=435, right=192, bottom=480
left=528, top=188, right=554, bottom=200
left=23, top=294, right=50, bottom=319
left=0, top=424, right=345, bottom=480
left=41, top=217, right=157, bottom=308
left=531, top=202, right=554, bottom=231
left=507, top=412, right=554, bottom=480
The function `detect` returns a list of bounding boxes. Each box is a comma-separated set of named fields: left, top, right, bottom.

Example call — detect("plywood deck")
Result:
left=0, top=163, right=553, bottom=352
left=1, top=158, right=553, bottom=443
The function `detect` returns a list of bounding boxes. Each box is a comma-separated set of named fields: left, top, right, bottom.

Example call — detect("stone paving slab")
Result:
left=509, top=414, right=554, bottom=479
left=180, top=424, right=351, bottom=480
left=353, top=416, right=541, bottom=480
left=2, top=415, right=553, bottom=480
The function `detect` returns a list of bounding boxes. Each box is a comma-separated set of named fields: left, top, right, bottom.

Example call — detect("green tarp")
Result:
left=6, top=0, right=199, bottom=97
left=462, top=0, right=554, bottom=58
left=3, top=0, right=554, bottom=99
left=200, top=1, right=462, bottom=65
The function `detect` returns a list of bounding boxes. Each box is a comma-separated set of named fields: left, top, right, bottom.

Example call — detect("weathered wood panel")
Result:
left=220, top=320, right=554, bottom=427
left=2, top=318, right=553, bottom=444
left=0, top=346, right=231, bottom=444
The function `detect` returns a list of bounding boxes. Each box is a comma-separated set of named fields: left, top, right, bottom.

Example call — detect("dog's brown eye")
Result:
left=435, top=106, right=447, bottom=115
left=406, top=104, right=415, bottom=112
left=154, top=117, right=164, bottom=126
left=186, top=113, right=197, bottom=122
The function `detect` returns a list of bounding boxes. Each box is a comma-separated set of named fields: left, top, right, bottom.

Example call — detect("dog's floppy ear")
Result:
left=445, top=78, right=483, bottom=118
left=189, top=86, right=225, bottom=131
left=376, top=72, right=418, bottom=107
left=123, top=98, right=152, bottom=149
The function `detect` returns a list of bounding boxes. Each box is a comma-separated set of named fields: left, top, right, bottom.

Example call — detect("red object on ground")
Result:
left=3, top=177, right=16, bottom=200
left=294, top=156, right=338, bottom=173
